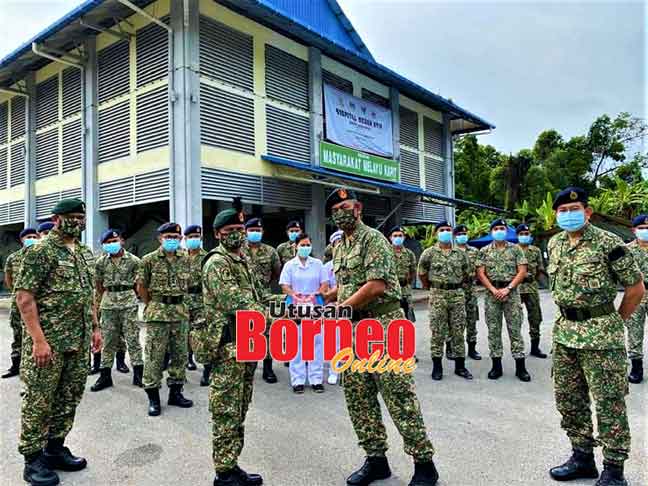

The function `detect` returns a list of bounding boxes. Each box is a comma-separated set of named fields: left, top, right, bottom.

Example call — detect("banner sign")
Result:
left=320, top=141, right=399, bottom=183
left=323, top=84, right=394, bottom=157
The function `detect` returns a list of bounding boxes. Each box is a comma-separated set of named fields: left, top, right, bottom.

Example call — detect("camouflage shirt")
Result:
left=4, top=247, right=27, bottom=292
left=186, top=248, right=208, bottom=314
left=627, top=240, right=648, bottom=303
left=418, top=244, right=471, bottom=287
left=392, top=246, right=417, bottom=299
left=95, top=250, right=140, bottom=309
left=138, top=247, right=190, bottom=322
left=14, top=229, right=95, bottom=352
left=323, top=243, right=334, bottom=264
left=478, top=242, right=528, bottom=282
left=518, top=244, right=544, bottom=294
left=333, top=222, right=402, bottom=309
left=277, top=241, right=296, bottom=267
left=457, top=245, right=479, bottom=287
left=548, top=224, right=642, bottom=349
left=244, top=242, right=280, bottom=288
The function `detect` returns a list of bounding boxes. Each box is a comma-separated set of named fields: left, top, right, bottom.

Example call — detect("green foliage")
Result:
left=457, top=209, right=498, bottom=239
left=514, top=200, right=532, bottom=222
left=535, top=192, right=556, bottom=231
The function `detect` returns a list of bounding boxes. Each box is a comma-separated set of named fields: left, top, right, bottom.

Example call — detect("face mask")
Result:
left=332, top=207, right=357, bottom=231
left=297, top=246, right=312, bottom=258
left=186, top=238, right=202, bottom=250
left=438, top=231, right=453, bottom=244
left=455, top=234, right=468, bottom=245
left=102, top=242, right=121, bottom=255
left=492, top=229, right=507, bottom=241
left=247, top=231, right=262, bottom=244
left=23, top=237, right=38, bottom=247
left=392, top=236, right=404, bottom=246
left=221, top=230, right=245, bottom=250
left=557, top=210, right=586, bottom=232
left=162, top=238, right=179, bottom=252
left=636, top=229, right=648, bottom=241
left=288, top=231, right=300, bottom=242
left=518, top=235, right=533, bottom=245
left=59, top=217, right=85, bottom=238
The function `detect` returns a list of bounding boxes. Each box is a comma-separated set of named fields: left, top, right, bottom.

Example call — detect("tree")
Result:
left=521, top=164, right=554, bottom=209
left=454, top=134, right=503, bottom=205
left=533, top=129, right=564, bottom=162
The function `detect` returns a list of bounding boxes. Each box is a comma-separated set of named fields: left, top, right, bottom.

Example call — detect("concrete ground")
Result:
left=0, top=291, right=646, bottom=486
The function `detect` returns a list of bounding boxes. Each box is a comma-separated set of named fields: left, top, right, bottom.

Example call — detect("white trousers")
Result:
left=289, top=324, right=324, bottom=386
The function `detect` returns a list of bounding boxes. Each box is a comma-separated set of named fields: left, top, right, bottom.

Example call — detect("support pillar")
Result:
left=389, top=86, right=403, bottom=228
left=443, top=113, right=455, bottom=225
left=307, top=46, right=325, bottom=256
left=24, top=73, right=36, bottom=227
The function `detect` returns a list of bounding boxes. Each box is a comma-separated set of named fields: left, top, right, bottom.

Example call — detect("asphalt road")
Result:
left=1, top=291, right=646, bottom=486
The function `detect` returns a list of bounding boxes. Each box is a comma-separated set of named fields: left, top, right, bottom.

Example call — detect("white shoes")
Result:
left=327, top=373, right=338, bottom=385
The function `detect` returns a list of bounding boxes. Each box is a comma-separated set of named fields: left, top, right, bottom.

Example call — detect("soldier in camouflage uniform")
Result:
left=516, top=224, right=548, bottom=359
left=547, top=188, right=645, bottom=486
left=137, top=223, right=193, bottom=416
left=91, top=229, right=143, bottom=392
left=244, top=217, right=281, bottom=384
left=389, top=226, right=417, bottom=321
left=477, top=218, right=531, bottom=382
left=198, top=198, right=264, bottom=486
left=184, top=225, right=207, bottom=375
left=2, top=228, right=39, bottom=379
left=625, top=214, right=648, bottom=384
left=276, top=220, right=301, bottom=267
left=14, top=198, right=102, bottom=486
left=454, top=225, right=482, bottom=360
left=418, top=221, right=473, bottom=381
left=327, top=188, right=439, bottom=486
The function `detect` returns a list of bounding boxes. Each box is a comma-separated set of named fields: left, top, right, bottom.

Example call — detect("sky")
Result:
left=0, top=0, right=645, bottom=154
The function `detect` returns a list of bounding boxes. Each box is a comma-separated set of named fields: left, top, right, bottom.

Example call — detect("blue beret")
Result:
left=453, top=224, right=468, bottom=234
left=52, top=198, right=85, bottom=215
left=286, top=220, right=301, bottom=231
left=552, top=187, right=588, bottom=210
left=632, top=214, right=648, bottom=227
left=19, top=228, right=37, bottom=239
left=157, top=222, right=182, bottom=235
left=516, top=224, right=530, bottom=233
left=245, top=218, right=263, bottom=229
left=389, top=226, right=404, bottom=235
left=101, top=228, right=121, bottom=243
left=325, top=187, right=358, bottom=215
left=435, top=220, right=452, bottom=230
left=37, top=222, right=55, bottom=233
left=490, top=219, right=507, bottom=230
left=184, top=225, right=202, bottom=236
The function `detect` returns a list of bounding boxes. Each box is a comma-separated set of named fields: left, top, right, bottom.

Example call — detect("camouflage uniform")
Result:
left=334, top=222, right=434, bottom=461
left=138, top=247, right=190, bottom=389
left=478, top=242, right=527, bottom=358
left=393, top=246, right=417, bottom=321
left=458, top=245, right=479, bottom=343
left=4, top=248, right=27, bottom=361
left=548, top=223, right=642, bottom=466
left=187, top=248, right=208, bottom=330
left=323, top=243, right=334, bottom=264
left=418, top=245, right=471, bottom=358
left=625, top=241, right=647, bottom=359
left=276, top=240, right=296, bottom=267
left=518, top=244, right=544, bottom=340
left=14, top=229, right=95, bottom=457
left=244, top=243, right=280, bottom=288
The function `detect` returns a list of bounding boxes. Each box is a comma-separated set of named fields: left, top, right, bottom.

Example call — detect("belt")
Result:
left=151, top=295, right=184, bottom=305
left=187, top=286, right=202, bottom=294
left=429, top=282, right=462, bottom=291
left=353, top=301, right=402, bottom=320
left=491, top=280, right=512, bottom=289
left=523, top=276, right=535, bottom=284
left=106, top=285, right=133, bottom=292
left=219, top=316, right=237, bottom=346
left=559, top=302, right=616, bottom=322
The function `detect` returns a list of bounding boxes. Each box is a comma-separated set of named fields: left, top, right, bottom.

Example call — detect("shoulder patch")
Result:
left=608, top=246, right=627, bottom=262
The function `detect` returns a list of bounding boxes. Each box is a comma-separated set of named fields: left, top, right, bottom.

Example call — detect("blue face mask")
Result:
left=438, top=231, right=453, bottom=244
left=162, top=238, right=179, bottom=252
left=247, top=231, right=262, bottom=243
left=636, top=229, right=648, bottom=241
left=455, top=234, right=468, bottom=245
left=492, top=229, right=507, bottom=241
left=392, top=236, right=404, bottom=246
left=102, top=242, right=121, bottom=255
left=557, top=210, right=586, bottom=232
left=186, top=238, right=202, bottom=250
left=297, top=246, right=312, bottom=258
left=23, top=237, right=38, bottom=247
left=288, top=231, right=300, bottom=242
left=518, top=235, right=533, bottom=245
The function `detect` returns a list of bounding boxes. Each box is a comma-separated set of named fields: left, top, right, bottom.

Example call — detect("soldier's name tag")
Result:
left=58, top=260, right=75, bottom=268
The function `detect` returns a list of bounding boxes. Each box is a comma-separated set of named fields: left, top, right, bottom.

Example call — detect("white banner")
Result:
left=323, top=84, right=394, bottom=157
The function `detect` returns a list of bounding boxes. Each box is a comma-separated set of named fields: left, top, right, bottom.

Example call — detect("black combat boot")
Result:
left=408, top=460, right=439, bottom=486
left=262, top=358, right=277, bottom=384
left=43, top=438, right=87, bottom=471
left=549, top=449, right=599, bottom=481
left=145, top=388, right=161, bottom=416
left=431, top=358, right=443, bottom=381
left=132, top=364, right=144, bottom=387
left=595, top=462, right=628, bottom=486
left=162, top=352, right=170, bottom=371
left=187, top=351, right=197, bottom=371
left=23, top=452, right=60, bottom=486
left=88, top=352, right=101, bottom=375
left=201, top=364, right=212, bottom=386
left=488, top=357, right=503, bottom=380
left=1, top=355, right=20, bottom=378
left=168, top=384, right=193, bottom=408
left=233, top=465, right=263, bottom=485
left=90, top=368, right=113, bottom=392
left=454, top=358, right=473, bottom=380
left=515, top=358, right=531, bottom=382
left=530, top=338, right=547, bottom=358
left=467, top=341, right=482, bottom=360
left=628, top=359, right=643, bottom=384
left=346, top=456, right=391, bottom=486
left=213, top=468, right=245, bottom=486
left=115, top=351, right=129, bottom=373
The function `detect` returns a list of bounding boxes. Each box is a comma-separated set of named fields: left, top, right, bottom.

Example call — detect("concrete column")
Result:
left=443, top=113, right=455, bottom=224
left=24, top=73, right=36, bottom=227
left=306, top=185, right=326, bottom=258
left=169, top=0, right=201, bottom=230
left=389, top=87, right=400, bottom=165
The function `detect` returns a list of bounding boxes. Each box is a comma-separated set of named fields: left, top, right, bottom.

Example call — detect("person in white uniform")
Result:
left=279, top=233, right=329, bottom=394
left=323, top=230, right=343, bottom=384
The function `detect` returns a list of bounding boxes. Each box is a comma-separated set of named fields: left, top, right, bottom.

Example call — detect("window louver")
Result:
left=399, top=106, right=418, bottom=149
left=36, top=76, right=59, bottom=129
left=400, top=149, right=420, bottom=186
left=425, top=156, right=446, bottom=193
left=199, top=16, right=253, bottom=91
left=62, top=68, right=82, bottom=118
left=10, top=142, right=25, bottom=186
left=200, top=83, right=255, bottom=155
left=98, top=169, right=169, bottom=210
left=36, top=128, right=59, bottom=179
left=8, top=199, right=24, bottom=223
left=402, top=200, right=445, bottom=223
left=0, top=147, right=7, bottom=189
left=261, top=177, right=312, bottom=209
left=202, top=167, right=262, bottom=203
left=10, top=97, right=26, bottom=139
left=265, top=46, right=309, bottom=111
left=36, top=193, right=61, bottom=219
left=98, top=101, right=130, bottom=163
left=361, top=88, right=389, bottom=108
left=98, top=40, right=130, bottom=103
left=62, top=119, right=82, bottom=172
left=266, top=105, right=310, bottom=163
left=322, top=71, right=352, bottom=93
left=0, top=203, right=7, bottom=223
left=0, top=101, right=7, bottom=144
left=136, top=17, right=169, bottom=87
left=423, top=117, right=443, bottom=156
left=137, top=86, right=168, bottom=152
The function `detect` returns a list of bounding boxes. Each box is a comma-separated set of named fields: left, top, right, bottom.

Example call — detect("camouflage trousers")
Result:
left=19, top=336, right=88, bottom=456
left=8, top=299, right=22, bottom=360
left=625, top=299, right=647, bottom=360
left=484, top=290, right=525, bottom=359
left=520, top=289, right=543, bottom=340
left=465, top=288, right=478, bottom=343
left=143, top=321, right=188, bottom=389
left=428, top=288, right=466, bottom=358
left=553, top=343, right=630, bottom=465
left=100, top=306, right=143, bottom=368
left=209, top=347, right=257, bottom=473
left=343, top=308, right=435, bottom=462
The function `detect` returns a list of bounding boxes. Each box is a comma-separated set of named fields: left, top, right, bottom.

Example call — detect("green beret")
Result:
left=213, top=208, right=246, bottom=231
left=52, top=198, right=86, bottom=215
left=325, top=187, right=358, bottom=215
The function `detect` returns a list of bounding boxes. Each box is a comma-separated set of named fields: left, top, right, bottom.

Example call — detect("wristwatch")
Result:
left=506, top=284, right=514, bottom=291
